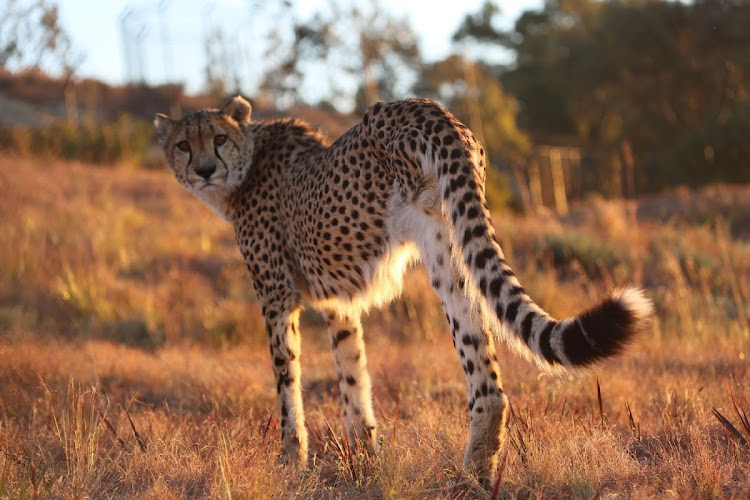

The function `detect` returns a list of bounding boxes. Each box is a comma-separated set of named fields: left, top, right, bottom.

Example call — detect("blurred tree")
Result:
left=203, top=27, right=241, bottom=103
left=452, top=0, right=514, bottom=48
left=260, top=9, right=335, bottom=109
left=0, top=0, right=81, bottom=77
left=352, top=4, right=421, bottom=112
left=260, top=0, right=421, bottom=113
left=455, top=0, right=750, bottom=193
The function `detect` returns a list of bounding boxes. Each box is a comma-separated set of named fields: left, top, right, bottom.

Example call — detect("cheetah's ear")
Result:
left=222, top=95, right=252, bottom=125
left=154, top=113, right=175, bottom=144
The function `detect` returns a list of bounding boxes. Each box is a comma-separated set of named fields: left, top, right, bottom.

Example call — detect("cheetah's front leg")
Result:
left=261, top=292, right=308, bottom=469
left=326, top=312, right=378, bottom=450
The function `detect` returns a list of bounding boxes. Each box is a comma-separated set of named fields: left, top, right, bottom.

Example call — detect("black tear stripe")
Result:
left=181, top=147, right=193, bottom=179
left=216, top=150, right=228, bottom=173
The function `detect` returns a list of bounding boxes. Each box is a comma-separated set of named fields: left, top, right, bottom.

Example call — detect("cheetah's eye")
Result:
left=214, top=135, right=228, bottom=146
left=176, top=140, right=191, bottom=153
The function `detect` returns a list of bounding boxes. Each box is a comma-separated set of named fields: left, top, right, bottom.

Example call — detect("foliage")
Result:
left=0, top=0, right=81, bottom=77
left=543, top=230, right=628, bottom=278
left=7, top=0, right=750, bottom=200
left=455, top=0, right=750, bottom=193
left=203, top=27, right=242, bottom=101
left=260, top=0, right=421, bottom=113
left=485, top=166, right=517, bottom=214
left=0, top=115, right=158, bottom=167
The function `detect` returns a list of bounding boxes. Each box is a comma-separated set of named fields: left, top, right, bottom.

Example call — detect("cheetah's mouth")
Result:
left=192, top=173, right=229, bottom=191
left=190, top=171, right=231, bottom=192
left=193, top=177, right=224, bottom=190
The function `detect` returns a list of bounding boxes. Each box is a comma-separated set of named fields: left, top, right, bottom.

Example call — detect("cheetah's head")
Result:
left=154, top=96, right=254, bottom=216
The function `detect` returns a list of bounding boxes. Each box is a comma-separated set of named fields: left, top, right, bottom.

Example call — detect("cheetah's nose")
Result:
left=195, top=164, right=216, bottom=179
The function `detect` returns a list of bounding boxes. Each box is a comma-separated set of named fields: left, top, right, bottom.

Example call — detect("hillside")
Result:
left=0, top=69, right=358, bottom=137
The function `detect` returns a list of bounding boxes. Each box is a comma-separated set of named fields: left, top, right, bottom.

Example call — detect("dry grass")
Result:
left=1, top=155, right=749, bottom=498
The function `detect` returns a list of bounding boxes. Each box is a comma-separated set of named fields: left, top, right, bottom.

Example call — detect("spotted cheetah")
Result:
left=154, top=96, right=653, bottom=484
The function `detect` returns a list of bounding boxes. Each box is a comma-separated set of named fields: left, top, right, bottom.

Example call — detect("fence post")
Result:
left=549, top=147, right=568, bottom=214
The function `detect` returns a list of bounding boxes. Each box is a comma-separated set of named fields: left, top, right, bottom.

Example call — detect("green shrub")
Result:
left=0, top=115, right=155, bottom=166
left=543, top=231, right=629, bottom=277
left=485, top=166, right=517, bottom=213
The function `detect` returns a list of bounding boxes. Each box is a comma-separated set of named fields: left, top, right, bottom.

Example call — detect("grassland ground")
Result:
left=1, top=156, right=749, bottom=498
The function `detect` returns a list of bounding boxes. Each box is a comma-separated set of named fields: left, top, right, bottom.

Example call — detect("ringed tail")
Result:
left=437, top=135, right=653, bottom=369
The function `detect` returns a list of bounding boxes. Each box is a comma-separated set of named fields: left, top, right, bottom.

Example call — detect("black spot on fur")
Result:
left=333, top=329, right=352, bottom=348
left=495, top=302, right=505, bottom=319
left=474, top=248, right=495, bottom=269
left=520, top=312, right=536, bottom=343
left=488, top=278, right=502, bottom=298
left=504, top=299, right=521, bottom=324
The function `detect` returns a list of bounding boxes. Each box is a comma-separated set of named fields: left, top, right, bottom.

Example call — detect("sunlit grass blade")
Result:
left=731, top=393, right=750, bottom=441
left=125, top=406, right=147, bottom=452
left=711, top=406, right=749, bottom=448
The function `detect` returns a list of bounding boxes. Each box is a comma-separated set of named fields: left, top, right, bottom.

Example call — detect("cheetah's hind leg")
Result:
left=407, top=204, right=509, bottom=486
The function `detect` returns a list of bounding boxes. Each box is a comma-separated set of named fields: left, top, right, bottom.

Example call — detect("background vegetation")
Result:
left=3, top=0, right=750, bottom=201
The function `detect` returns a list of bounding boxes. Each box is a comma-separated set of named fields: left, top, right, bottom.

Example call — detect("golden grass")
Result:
left=1, top=155, right=749, bottom=498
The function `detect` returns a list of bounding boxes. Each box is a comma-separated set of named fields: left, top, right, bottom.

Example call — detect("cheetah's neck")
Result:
left=192, top=185, right=236, bottom=222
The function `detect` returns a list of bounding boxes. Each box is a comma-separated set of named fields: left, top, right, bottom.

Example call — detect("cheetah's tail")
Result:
left=437, top=152, right=653, bottom=370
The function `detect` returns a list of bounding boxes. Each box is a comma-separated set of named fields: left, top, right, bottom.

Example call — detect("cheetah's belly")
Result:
left=307, top=241, right=419, bottom=317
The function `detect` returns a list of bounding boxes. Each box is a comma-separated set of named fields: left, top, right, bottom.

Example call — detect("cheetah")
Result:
left=154, top=96, right=653, bottom=484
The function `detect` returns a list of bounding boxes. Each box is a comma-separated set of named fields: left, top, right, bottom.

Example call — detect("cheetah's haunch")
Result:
left=155, top=96, right=653, bottom=485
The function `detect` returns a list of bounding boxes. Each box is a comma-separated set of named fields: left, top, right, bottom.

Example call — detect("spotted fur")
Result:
left=155, top=96, right=653, bottom=484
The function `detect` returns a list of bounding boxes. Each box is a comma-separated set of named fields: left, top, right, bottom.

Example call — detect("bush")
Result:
left=485, top=166, right=517, bottom=213
left=543, top=231, right=629, bottom=278
left=0, top=115, right=156, bottom=166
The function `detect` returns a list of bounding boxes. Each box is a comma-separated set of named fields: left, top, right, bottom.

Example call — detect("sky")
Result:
left=56, top=0, right=542, bottom=95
